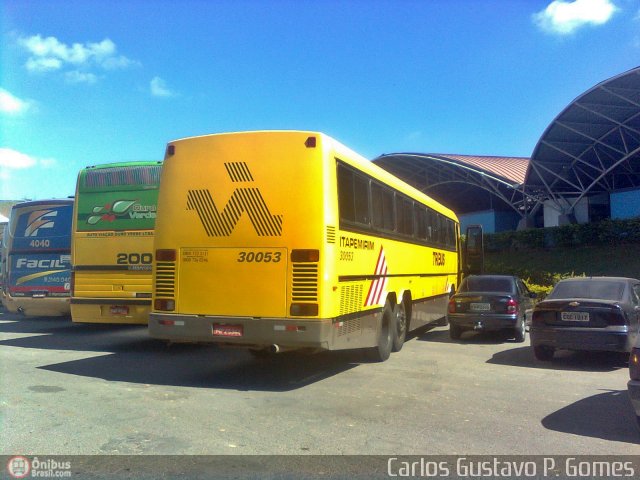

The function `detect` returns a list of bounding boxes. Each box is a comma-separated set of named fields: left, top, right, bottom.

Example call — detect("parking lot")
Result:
left=1, top=310, right=637, bottom=457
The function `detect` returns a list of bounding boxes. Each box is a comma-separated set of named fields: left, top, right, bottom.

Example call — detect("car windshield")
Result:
left=547, top=280, right=625, bottom=301
left=459, top=277, right=515, bottom=293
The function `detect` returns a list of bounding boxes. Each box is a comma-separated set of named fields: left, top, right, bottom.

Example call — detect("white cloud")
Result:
left=65, top=71, right=99, bottom=84
left=533, top=0, right=618, bottom=35
left=0, top=89, right=32, bottom=115
left=150, top=76, right=175, bottom=97
left=0, top=148, right=56, bottom=169
left=18, top=34, right=136, bottom=81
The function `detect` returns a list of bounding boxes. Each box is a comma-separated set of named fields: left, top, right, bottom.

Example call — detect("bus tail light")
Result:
left=155, top=299, right=175, bottom=311
left=290, top=303, right=318, bottom=316
left=156, top=249, right=176, bottom=262
left=291, top=249, right=319, bottom=262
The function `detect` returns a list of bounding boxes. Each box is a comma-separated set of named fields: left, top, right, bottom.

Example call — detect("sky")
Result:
left=0, top=0, right=639, bottom=200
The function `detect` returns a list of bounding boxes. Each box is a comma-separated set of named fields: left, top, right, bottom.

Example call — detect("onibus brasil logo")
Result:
left=7, top=456, right=71, bottom=478
left=87, top=200, right=157, bottom=225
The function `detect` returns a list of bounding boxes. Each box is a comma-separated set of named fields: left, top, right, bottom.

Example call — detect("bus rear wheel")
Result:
left=367, top=302, right=393, bottom=362
left=391, top=301, right=407, bottom=352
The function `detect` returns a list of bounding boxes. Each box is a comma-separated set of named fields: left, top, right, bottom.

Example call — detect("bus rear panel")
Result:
left=150, top=131, right=459, bottom=356
left=4, top=199, right=73, bottom=317
left=71, top=162, right=161, bottom=324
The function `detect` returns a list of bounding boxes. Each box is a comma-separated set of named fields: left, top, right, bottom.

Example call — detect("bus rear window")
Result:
left=10, top=203, right=73, bottom=250
left=81, top=165, right=162, bottom=190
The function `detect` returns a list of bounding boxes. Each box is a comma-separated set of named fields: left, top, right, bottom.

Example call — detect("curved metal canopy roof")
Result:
left=374, top=66, right=640, bottom=221
left=527, top=66, right=640, bottom=212
left=373, top=153, right=530, bottom=214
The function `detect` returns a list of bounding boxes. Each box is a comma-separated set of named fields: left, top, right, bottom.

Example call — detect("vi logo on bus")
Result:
left=186, top=162, right=283, bottom=237
left=25, top=210, right=57, bottom=237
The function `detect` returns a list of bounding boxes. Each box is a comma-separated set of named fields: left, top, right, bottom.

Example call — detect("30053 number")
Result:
left=117, top=253, right=153, bottom=265
left=237, top=251, right=282, bottom=263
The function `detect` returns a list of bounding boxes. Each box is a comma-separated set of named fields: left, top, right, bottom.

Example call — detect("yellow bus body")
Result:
left=71, top=234, right=155, bottom=324
left=71, top=162, right=161, bottom=324
left=150, top=131, right=459, bottom=355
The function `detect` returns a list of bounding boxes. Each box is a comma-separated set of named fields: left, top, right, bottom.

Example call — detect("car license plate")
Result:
left=561, top=312, right=589, bottom=322
left=110, top=306, right=129, bottom=316
left=213, top=324, right=243, bottom=337
left=470, top=303, right=491, bottom=311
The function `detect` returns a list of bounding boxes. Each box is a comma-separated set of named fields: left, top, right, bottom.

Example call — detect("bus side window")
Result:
left=372, top=184, right=395, bottom=232
left=425, top=208, right=434, bottom=242
left=401, top=198, right=414, bottom=236
left=353, top=174, right=370, bottom=225
left=371, top=183, right=385, bottom=229
left=416, top=206, right=427, bottom=240
left=337, top=164, right=356, bottom=223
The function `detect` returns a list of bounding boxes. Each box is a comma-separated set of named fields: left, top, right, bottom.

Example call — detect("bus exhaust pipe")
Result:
left=269, top=344, right=280, bottom=354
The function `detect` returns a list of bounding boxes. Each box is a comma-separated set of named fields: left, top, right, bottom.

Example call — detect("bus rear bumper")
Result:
left=148, top=313, right=337, bottom=350
left=3, top=295, right=70, bottom=317
left=70, top=300, right=150, bottom=325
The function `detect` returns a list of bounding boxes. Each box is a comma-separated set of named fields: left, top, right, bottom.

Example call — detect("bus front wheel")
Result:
left=367, top=302, right=393, bottom=362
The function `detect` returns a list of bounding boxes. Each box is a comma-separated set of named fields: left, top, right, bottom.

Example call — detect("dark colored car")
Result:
left=447, top=275, right=536, bottom=341
left=629, top=343, right=640, bottom=430
left=530, top=277, right=640, bottom=361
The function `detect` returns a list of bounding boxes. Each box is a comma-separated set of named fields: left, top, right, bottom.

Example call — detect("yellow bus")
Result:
left=149, top=131, right=460, bottom=361
left=71, top=161, right=162, bottom=324
left=3, top=199, right=73, bottom=316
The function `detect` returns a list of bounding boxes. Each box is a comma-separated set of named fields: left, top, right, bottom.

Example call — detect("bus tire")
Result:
left=367, top=302, right=393, bottom=362
left=391, top=301, right=407, bottom=352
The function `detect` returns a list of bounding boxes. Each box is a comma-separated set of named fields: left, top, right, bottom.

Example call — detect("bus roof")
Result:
left=167, top=130, right=458, bottom=221
left=83, top=161, right=163, bottom=170
left=10, top=199, right=74, bottom=211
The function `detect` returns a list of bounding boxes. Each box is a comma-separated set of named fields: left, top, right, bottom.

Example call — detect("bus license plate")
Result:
left=213, top=324, right=243, bottom=337
left=110, top=306, right=129, bottom=316
left=561, top=312, right=589, bottom=322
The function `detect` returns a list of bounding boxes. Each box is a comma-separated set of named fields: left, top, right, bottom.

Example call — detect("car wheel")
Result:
left=449, top=323, right=462, bottom=340
left=367, top=302, right=393, bottom=362
left=391, top=301, right=407, bottom=352
left=533, top=345, right=554, bottom=361
left=514, top=317, right=526, bottom=343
